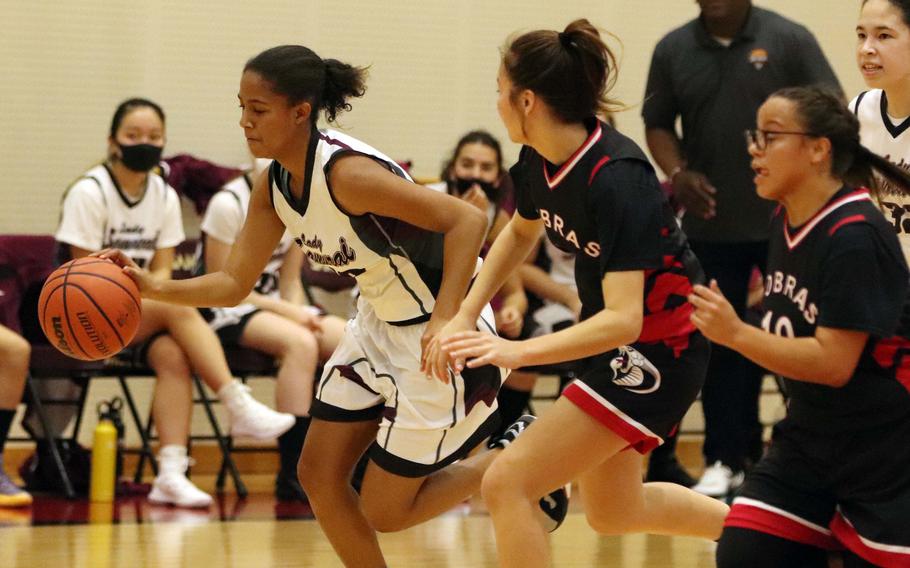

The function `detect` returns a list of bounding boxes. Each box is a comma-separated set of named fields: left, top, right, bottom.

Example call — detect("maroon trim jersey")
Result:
left=510, top=119, right=704, bottom=353
left=763, top=186, right=910, bottom=432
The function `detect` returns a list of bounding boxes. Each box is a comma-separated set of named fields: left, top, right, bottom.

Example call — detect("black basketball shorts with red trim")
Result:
left=561, top=331, right=708, bottom=454
left=725, top=419, right=910, bottom=567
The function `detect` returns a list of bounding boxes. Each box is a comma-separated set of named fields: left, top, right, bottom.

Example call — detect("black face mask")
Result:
left=453, top=177, right=498, bottom=201
left=118, top=143, right=163, bottom=172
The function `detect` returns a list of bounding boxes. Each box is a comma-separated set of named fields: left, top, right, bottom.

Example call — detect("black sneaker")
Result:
left=275, top=471, right=308, bottom=503
left=489, top=414, right=570, bottom=532
left=488, top=414, right=535, bottom=450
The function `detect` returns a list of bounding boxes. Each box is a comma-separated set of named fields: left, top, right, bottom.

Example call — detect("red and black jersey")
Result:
left=510, top=119, right=703, bottom=352
left=763, top=186, right=910, bottom=433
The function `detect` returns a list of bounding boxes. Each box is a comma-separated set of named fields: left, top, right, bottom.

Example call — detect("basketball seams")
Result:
left=44, top=272, right=141, bottom=310
left=39, top=283, right=64, bottom=324
left=63, top=282, right=127, bottom=350
left=40, top=257, right=140, bottom=360
left=61, top=259, right=92, bottom=359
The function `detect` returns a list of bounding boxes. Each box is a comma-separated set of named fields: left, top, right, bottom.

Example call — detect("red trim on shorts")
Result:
left=831, top=511, right=910, bottom=567
left=725, top=501, right=840, bottom=550
left=562, top=382, right=661, bottom=454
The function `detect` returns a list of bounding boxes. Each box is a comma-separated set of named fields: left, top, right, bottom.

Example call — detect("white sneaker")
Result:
left=220, top=380, right=295, bottom=440
left=691, top=461, right=745, bottom=498
left=149, top=473, right=213, bottom=508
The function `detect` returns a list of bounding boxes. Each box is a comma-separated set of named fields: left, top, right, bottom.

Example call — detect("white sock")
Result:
left=158, top=445, right=189, bottom=476
left=216, top=379, right=243, bottom=404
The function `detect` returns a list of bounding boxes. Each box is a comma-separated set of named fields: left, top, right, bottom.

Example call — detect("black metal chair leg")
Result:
left=215, top=436, right=232, bottom=492
left=133, top=413, right=157, bottom=483
left=192, top=375, right=247, bottom=498
left=25, top=376, right=75, bottom=499
left=117, top=376, right=157, bottom=481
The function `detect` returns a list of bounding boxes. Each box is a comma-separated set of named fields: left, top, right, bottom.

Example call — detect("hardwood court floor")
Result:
left=2, top=511, right=717, bottom=567
left=0, top=453, right=720, bottom=567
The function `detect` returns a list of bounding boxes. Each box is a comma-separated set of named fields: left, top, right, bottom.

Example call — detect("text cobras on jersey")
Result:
left=764, top=270, right=818, bottom=325
left=538, top=208, right=601, bottom=258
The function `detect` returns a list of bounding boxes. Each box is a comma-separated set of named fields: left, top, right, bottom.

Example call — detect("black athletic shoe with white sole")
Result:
left=489, top=414, right=571, bottom=532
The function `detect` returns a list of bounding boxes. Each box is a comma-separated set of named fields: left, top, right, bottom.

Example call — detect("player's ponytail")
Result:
left=245, top=45, right=367, bottom=124
left=321, top=58, right=367, bottom=123
left=852, top=143, right=910, bottom=199
left=502, top=18, right=621, bottom=123
left=773, top=86, right=910, bottom=198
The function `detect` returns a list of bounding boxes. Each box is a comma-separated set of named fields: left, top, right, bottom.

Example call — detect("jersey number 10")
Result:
left=761, top=311, right=795, bottom=338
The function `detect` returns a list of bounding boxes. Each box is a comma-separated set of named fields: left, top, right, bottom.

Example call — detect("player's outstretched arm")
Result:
left=443, top=268, right=643, bottom=371
left=101, top=170, right=285, bottom=308
left=328, top=154, right=489, bottom=382
left=689, top=280, right=867, bottom=387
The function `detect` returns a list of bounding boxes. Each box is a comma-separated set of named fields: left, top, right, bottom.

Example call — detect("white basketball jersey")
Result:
left=55, top=164, right=184, bottom=268
left=200, top=173, right=292, bottom=297
left=271, top=129, right=447, bottom=324
left=851, top=89, right=910, bottom=263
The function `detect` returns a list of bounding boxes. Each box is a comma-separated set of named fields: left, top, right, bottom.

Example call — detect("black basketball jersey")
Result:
left=763, top=186, right=910, bottom=432
left=510, top=119, right=703, bottom=350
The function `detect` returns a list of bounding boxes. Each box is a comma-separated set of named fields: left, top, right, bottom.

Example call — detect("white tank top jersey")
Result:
left=200, top=173, right=292, bottom=298
left=270, top=128, right=452, bottom=325
left=55, top=163, right=185, bottom=268
left=851, top=89, right=910, bottom=264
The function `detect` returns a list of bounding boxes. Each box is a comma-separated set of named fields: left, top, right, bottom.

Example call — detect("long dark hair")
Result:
left=862, top=0, right=910, bottom=26
left=244, top=45, right=368, bottom=123
left=110, top=98, right=165, bottom=138
left=501, top=18, right=621, bottom=123
left=440, top=130, right=504, bottom=180
left=774, top=86, right=910, bottom=197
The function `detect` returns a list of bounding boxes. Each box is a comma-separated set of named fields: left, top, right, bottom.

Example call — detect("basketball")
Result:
left=38, top=257, right=142, bottom=361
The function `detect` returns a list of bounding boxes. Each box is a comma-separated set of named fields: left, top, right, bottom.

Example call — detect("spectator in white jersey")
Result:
left=854, top=0, right=910, bottom=265
left=199, top=158, right=345, bottom=502
left=56, top=98, right=294, bottom=508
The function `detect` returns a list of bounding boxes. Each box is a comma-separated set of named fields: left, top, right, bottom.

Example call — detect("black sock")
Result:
left=493, top=386, right=532, bottom=438
left=0, top=409, right=15, bottom=455
left=277, top=416, right=310, bottom=477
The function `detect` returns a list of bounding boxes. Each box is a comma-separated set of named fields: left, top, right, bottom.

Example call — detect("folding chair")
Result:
left=0, top=235, right=110, bottom=499
left=127, top=238, right=279, bottom=498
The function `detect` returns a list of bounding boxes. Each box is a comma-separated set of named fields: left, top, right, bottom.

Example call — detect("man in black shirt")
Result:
left=642, top=0, right=841, bottom=495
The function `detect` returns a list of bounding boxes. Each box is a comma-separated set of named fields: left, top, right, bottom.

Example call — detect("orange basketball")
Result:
left=38, top=258, right=142, bottom=361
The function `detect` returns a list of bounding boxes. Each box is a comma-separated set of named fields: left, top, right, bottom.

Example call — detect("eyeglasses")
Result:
left=744, top=129, right=816, bottom=151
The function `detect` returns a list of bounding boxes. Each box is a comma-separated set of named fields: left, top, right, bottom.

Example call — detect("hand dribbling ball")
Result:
left=38, top=258, right=142, bottom=361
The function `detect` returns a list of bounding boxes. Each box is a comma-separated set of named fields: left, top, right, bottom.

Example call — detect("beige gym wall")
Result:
left=4, top=0, right=855, bottom=448
left=2, top=1, right=864, bottom=235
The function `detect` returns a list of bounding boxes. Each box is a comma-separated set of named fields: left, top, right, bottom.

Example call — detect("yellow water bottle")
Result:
left=90, top=404, right=118, bottom=502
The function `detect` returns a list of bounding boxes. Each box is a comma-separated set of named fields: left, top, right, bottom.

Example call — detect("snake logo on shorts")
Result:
left=610, top=346, right=661, bottom=394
